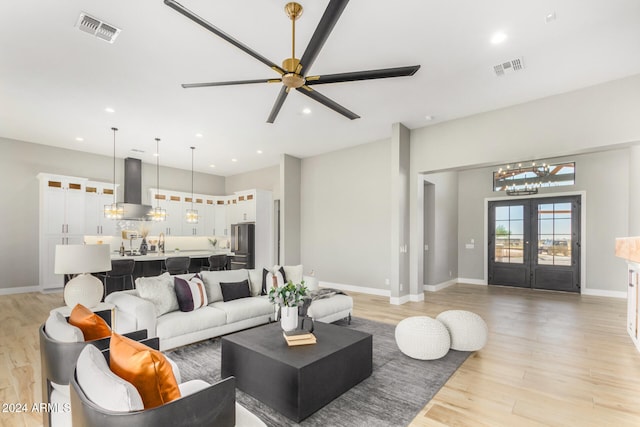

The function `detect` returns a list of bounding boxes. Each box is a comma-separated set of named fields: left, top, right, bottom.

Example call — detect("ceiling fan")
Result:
left=164, top=0, right=420, bottom=123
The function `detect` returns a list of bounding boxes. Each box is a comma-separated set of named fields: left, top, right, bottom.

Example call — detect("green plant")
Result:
left=208, top=238, right=217, bottom=248
left=268, top=280, right=307, bottom=307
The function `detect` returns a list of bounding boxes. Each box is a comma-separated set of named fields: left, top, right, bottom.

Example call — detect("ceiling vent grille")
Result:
left=494, top=57, right=524, bottom=76
left=76, top=12, right=121, bottom=43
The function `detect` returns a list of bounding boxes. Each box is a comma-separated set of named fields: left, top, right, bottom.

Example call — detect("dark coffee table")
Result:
left=221, top=321, right=372, bottom=422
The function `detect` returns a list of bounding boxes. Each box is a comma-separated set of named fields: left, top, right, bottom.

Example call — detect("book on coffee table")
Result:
left=283, top=332, right=317, bottom=346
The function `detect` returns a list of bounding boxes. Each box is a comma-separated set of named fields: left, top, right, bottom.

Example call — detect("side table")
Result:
left=50, top=302, right=116, bottom=329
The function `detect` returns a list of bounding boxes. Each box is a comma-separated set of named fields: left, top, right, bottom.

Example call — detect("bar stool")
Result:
left=163, top=256, right=190, bottom=275
left=206, top=254, right=228, bottom=271
left=99, top=259, right=135, bottom=297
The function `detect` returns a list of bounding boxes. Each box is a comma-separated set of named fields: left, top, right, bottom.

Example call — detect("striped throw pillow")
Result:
left=174, top=275, right=208, bottom=312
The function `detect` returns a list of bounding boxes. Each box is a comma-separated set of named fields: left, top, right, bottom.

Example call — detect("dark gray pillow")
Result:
left=220, top=279, right=251, bottom=302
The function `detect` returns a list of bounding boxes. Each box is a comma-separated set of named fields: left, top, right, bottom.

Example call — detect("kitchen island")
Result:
left=106, top=250, right=232, bottom=290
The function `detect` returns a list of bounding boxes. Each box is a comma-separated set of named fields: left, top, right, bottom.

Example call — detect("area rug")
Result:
left=166, top=317, right=470, bottom=427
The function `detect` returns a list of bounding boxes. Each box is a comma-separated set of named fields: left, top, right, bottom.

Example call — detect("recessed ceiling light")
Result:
left=231, top=158, right=238, bottom=162
left=490, top=32, right=507, bottom=45
left=545, top=12, right=557, bottom=23
left=257, top=150, right=263, bottom=154
left=302, top=107, right=311, bottom=115
left=75, top=137, right=84, bottom=142
left=424, top=115, right=434, bottom=121
left=209, top=164, right=216, bottom=168
left=195, top=133, right=203, bottom=138
left=105, top=107, right=115, bottom=113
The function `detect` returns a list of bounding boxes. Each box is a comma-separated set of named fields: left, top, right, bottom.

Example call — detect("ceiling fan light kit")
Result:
left=164, top=0, right=420, bottom=123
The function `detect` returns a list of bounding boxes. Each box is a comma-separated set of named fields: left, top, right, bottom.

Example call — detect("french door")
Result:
left=488, top=196, right=581, bottom=292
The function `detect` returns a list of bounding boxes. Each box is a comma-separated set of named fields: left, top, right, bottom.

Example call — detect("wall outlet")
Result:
left=400, top=283, right=404, bottom=291
left=449, top=270, right=452, bottom=277
left=385, top=278, right=390, bottom=286
left=424, top=244, right=429, bottom=251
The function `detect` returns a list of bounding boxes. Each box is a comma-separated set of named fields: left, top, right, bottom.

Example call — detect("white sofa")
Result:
left=106, top=267, right=352, bottom=351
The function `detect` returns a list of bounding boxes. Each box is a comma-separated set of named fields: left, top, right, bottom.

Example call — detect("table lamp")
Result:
left=55, top=244, right=112, bottom=308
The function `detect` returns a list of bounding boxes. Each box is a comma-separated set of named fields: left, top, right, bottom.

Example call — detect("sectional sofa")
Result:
left=105, top=267, right=353, bottom=351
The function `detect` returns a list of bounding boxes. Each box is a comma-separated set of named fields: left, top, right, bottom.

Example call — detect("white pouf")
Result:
left=394, top=316, right=450, bottom=360
left=436, top=310, right=488, bottom=351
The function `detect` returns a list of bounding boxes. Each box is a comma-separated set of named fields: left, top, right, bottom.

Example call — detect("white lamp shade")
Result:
left=55, top=244, right=112, bottom=274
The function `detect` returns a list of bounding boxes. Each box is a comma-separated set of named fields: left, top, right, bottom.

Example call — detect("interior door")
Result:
left=488, top=196, right=581, bottom=292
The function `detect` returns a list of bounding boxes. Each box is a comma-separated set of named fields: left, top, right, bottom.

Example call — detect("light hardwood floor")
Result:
left=1, top=284, right=640, bottom=426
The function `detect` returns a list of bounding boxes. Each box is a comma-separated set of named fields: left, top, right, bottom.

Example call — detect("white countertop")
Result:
left=110, top=250, right=231, bottom=261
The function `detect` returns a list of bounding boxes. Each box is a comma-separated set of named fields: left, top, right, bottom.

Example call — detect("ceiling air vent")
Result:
left=494, top=57, right=524, bottom=77
left=76, top=12, right=121, bottom=43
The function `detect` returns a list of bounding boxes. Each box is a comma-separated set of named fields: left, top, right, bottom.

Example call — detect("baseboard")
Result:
left=410, top=293, right=424, bottom=302
left=0, top=285, right=42, bottom=295
left=390, top=295, right=410, bottom=305
left=423, top=279, right=457, bottom=292
left=458, top=278, right=487, bottom=285
left=319, top=281, right=390, bottom=297
left=581, top=288, right=626, bottom=298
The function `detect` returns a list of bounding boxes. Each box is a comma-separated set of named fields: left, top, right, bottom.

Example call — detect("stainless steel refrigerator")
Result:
left=229, top=223, right=255, bottom=269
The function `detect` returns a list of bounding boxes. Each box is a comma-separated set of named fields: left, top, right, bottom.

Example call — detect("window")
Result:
left=537, top=202, right=572, bottom=266
left=493, top=162, right=575, bottom=193
left=494, top=205, right=524, bottom=264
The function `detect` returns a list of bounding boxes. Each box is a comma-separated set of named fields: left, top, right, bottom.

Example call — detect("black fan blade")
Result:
left=165, top=0, right=285, bottom=75
left=267, top=86, right=289, bottom=124
left=305, top=65, right=420, bottom=86
left=182, top=78, right=281, bottom=88
left=296, top=87, right=360, bottom=120
left=299, top=0, right=349, bottom=76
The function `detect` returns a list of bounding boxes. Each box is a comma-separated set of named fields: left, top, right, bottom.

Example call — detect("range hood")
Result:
left=121, top=157, right=152, bottom=221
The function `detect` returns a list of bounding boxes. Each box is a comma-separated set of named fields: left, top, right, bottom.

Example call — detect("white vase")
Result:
left=280, top=306, right=298, bottom=332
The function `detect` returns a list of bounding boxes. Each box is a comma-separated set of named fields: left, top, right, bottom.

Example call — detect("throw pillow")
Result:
left=68, top=304, right=111, bottom=341
left=220, top=279, right=251, bottom=302
left=136, top=272, right=179, bottom=317
left=282, top=264, right=304, bottom=285
left=174, top=275, right=208, bottom=312
left=45, top=311, right=84, bottom=343
left=247, top=269, right=263, bottom=297
left=109, top=333, right=181, bottom=409
left=261, top=267, right=287, bottom=295
left=76, top=345, right=144, bottom=412
left=200, top=270, right=249, bottom=302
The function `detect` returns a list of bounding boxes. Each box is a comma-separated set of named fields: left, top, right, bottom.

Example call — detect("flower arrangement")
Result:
left=268, top=280, right=308, bottom=307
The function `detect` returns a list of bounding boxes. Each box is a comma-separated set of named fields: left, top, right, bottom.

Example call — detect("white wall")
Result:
left=457, top=149, right=629, bottom=292
left=281, top=154, right=301, bottom=265
left=410, top=74, right=640, bottom=294
left=422, top=172, right=459, bottom=286
left=0, top=137, right=224, bottom=291
left=225, top=165, right=280, bottom=199
left=300, top=139, right=392, bottom=289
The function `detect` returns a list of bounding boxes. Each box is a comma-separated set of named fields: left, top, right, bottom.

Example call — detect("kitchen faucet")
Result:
left=158, top=232, right=165, bottom=254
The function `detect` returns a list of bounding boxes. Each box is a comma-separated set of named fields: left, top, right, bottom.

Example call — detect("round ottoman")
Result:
left=394, top=316, right=450, bottom=360
left=436, top=310, right=488, bottom=351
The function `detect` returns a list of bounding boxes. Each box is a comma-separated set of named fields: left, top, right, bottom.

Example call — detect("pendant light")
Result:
left=149, top=137, right=167, bottom=221
left=104, top=127, right=124, bottom=219
left=185, top=146, right=199, bottom=223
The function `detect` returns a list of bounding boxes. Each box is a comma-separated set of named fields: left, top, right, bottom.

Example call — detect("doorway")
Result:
left=488, top=195, right=581, bottom=292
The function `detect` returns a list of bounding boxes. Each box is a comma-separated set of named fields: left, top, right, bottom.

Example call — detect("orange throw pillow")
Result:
left=109, top=333, right=181, bottom=409
left=68, top=304, right=111, bottom=341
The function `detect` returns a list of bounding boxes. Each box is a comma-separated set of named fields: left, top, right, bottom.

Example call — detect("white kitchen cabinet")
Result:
left=235, top=190, right=257, bottom=222
left=627, top=263, right=640, bottom=352
left=226, top=197, right=238, bottom=234
left=149, top=189, right=183, bottom=236
left=38, top=174, right=88, bottom=290
left=203, top=199, right=216, bottom=236
left=214, top=201, right=228, bottom=236
left=84, top=181, right=118, bottom=236
left=182, top=195, right=206, bottom=236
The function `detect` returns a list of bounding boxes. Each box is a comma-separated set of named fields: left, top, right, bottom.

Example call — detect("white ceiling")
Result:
left=1, top=0, right=640, bottom=176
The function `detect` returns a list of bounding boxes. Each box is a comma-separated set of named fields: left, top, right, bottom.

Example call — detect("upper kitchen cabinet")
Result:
left=149, top=189, right=183, bottom=236
left=235, top=190, right=257, bottom=223
left=84, top=181, right=119, bottom=236
left=38, top=174, right=87, bottom=236
left=214, top=198, right=228, bottom=236
left=183, top=194, right=206, bottom=236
